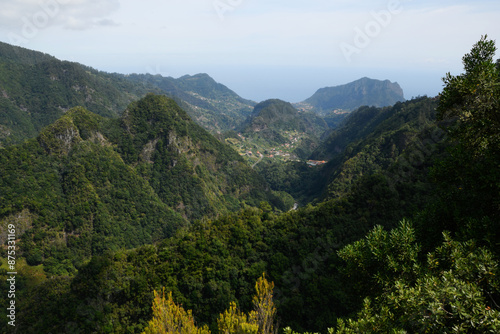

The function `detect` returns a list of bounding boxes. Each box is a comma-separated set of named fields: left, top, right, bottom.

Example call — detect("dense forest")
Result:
left=124, top=73, right=256, bottom=133
left=1, top=36, right=499, bottom=333
left=237, top=99, right=329, bottom=159
left=0, top=94, right=288, bottom=277
left=0, top=42, right=252, bottom=146
left=0, top=41, right=406, bottom=148
left=0, top=41, right=158, bottom=145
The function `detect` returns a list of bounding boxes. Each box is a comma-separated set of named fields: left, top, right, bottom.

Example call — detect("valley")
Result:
left=0, top=38, right=499, bottom=334
left=226, top=130, right=310, bottom=164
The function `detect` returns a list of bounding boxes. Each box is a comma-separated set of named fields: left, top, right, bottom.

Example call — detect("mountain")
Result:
left=122, top=73, right=256, bottom=133
left=296, top=77, right=405, bottom=114
left=310, top=96, right=441, bottom=199
left=113, top=94, right=283, bottom=218
left=0, top=94, right=284, bottom=276
left=234, top=99, right=329, bottom=159
left=0, top=41, right=157, bottom=146
left=252, top=97, right=442, bottom=205
left=7, top=99, right=450, bottom=333
left=244, top=99, right=326, bottom=132
left=2, top=37, right=500, bottom=334
left=0, top=42, right=254, bottom=146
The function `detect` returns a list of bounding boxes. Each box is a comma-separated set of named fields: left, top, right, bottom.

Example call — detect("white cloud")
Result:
left=0, top=0, right=120, bottom=32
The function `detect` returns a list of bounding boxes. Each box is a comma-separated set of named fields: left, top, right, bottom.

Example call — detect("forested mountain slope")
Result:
left=238, top=99, right=329, bottom=158
left=242, top=99, right=328, bottom=136
left=1, top=97, right=443, bottom=333
left=125, top=73, right=256, bottom=133
left=0, top=94, right=282, bottom=277
left=8, top=170, right=431, bottom=333
left=310, top=96, right=440, bottom=199
left=0, top=42, right=255, bottom=146
left=0, top=41, right=156, bottom=145
left=1, top=37, right=499, bottom=334
left=255, top=97, right=441, bottom=204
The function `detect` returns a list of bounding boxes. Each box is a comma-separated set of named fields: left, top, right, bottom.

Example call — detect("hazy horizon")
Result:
left=1, top=0, right=499, bottom=102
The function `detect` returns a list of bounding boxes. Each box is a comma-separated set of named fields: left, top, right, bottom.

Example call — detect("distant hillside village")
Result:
left=306, top=160, right=327, bottom=167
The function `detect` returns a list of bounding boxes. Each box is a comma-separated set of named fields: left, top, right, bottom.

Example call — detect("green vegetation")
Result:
left=1, top=37, right=499, bottom=334
left=335, top=223, right=500, bottom=333
left=298, top=77, right=405, bottom=114
left=311, top=96, right=440, bottom=200
left=0, top=43, right=255, bottom=146
left=331, top=35, right=500, bottom=333
left=230, top=99, right=329, bottom=161
left=5, top=186, right=415, bottom=333
left=112, top=94, right=282, bottom=219
left=253, top=160, right=323, bottom=204
left=0, top=41, right=158, bottom=145
left=0, top=94, right=281, bottom=278
left=119, top=73, right=256, bottom=134
left=142, top=274, right=276, bottom=334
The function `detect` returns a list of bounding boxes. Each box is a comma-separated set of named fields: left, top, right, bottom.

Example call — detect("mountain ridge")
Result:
left=235, top=99, right=329, bottom=159
left=0, top=41, right=159, bottom=145
left=0, top=94, right=287, bottom=276
left=123, top=73, right=256, bottom=133
left=1, top=41, right=407, bottom=148
left=0, top=41, right=255, bottom=145
left=297, top=77, right=405, bottom=114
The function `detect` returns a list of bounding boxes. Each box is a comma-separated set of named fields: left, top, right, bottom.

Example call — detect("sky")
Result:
left=1, top=0, right=500, bottom=102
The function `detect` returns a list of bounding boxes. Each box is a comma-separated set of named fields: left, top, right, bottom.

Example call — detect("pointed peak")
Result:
left=254, top=99, right=295, bottom=114
left=123, top=94, right=191, bottom=135
left=36, top=106, right=107, bottom=155
left=37, top=115, right=82, bottom=156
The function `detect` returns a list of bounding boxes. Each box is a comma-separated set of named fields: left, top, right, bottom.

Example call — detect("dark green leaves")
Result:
left=438, top=35, right=500, bottom=156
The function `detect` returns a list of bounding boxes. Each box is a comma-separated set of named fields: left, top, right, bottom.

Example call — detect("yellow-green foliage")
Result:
left=218, top=302, right=258, bottom=334
left=144, top=274, right=277, bottom=334
left=252, top=274, right=277, bottom=334
left=217, top=274, right=277, bottom=334
left=142, top=288, right=211, bottom=334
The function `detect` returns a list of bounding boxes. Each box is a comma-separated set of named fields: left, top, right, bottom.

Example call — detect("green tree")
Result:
left=423, top=35, right=500, bottom=253
left=335, top=223, right=500, bottom=333
left=437, top=35, right=500, bottom=155
left=337, top=220, right=420, bottom=299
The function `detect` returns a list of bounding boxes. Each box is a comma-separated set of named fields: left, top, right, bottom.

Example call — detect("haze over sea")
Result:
left=1, top=0, right=499, bottom=101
